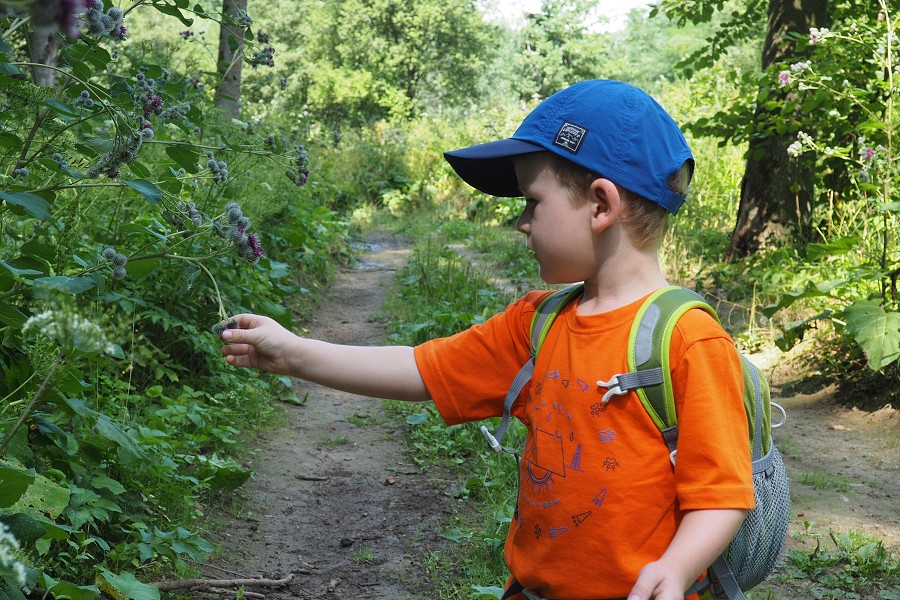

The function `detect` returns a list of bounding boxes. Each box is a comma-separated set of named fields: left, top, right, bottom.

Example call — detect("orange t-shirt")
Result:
left=414, top=289, right=755, bottom=599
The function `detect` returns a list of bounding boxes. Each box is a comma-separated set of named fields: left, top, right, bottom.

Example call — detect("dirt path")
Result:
left=207, top=232, right=455, bottom=599
left=206, top=235, right=899, bottom=599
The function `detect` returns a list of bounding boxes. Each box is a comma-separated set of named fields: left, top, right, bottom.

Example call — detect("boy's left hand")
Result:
left=627, top=559, right=690, bottom=600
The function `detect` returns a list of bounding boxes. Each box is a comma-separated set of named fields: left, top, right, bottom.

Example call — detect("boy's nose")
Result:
left=515, top=208, right=531, bottom=234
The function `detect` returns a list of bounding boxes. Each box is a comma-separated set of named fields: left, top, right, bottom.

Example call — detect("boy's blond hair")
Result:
left=546, top=153, right=691, bottom=251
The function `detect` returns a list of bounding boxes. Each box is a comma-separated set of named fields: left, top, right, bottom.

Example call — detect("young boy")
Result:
left=220, top=79, right=755, bottom=600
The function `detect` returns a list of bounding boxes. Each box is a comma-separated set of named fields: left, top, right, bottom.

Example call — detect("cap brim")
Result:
left=444, top=138, right=545, bottom=197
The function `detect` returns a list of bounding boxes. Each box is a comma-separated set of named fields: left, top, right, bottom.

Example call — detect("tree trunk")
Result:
left=28, top=30, right=61, bottom=87
left=213, top=0, right=247, bottom=118
left=729, top=0, right=829, bottom=259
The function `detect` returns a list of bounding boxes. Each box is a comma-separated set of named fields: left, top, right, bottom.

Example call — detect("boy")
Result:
left=220, top=80, right=755, bottom=600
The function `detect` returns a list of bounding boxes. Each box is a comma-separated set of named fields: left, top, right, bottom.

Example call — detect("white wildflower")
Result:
left=809, top=27, right=830, bottom=44
left=0, top=523, right=26, bottom=587
left=23, top=309, right=118, bottom=356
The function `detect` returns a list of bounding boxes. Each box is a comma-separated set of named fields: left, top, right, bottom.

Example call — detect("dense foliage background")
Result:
left=0, top=0, right=896, bottom=597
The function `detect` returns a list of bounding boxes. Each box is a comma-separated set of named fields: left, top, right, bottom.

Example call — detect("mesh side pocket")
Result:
left=717, top=446, right=791, bottom=595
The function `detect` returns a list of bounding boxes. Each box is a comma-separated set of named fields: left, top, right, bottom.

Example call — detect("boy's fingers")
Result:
left=231, top=313, right=264, bottom=328
left=225, top=353, right=251, bottom=368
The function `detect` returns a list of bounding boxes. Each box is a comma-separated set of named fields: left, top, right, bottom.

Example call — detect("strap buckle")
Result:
left=481, top=425, right=503, bottom=452
left=596, top=374, right=628, bottom=404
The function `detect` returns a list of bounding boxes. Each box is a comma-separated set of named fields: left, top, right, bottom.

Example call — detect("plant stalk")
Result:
left=0, top=353, right=64, bottom=457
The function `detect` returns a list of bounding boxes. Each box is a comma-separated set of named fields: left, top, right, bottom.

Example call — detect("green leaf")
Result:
left=0, top=303, right=27, bottom=327
left=0, top=132, right=21, bottom=149
left=150, top=2, right=194, bottom=27
left=843, top=301, right=900, bottom=371
left=0, top=260, right=41, bottom=279
left=806, top=236, right=858, bottom=261
left=95, top=415, right=146, bottom=461
left=40, top=575, right=100, bottom=600
left=97, top=571, right=160, bottom=600
left=33, top=276, right=96, bottom=296
left=0, top=461, right=35, bottom=508
left=128, top=161, right=152, bottom=179
left=0, top=61, right=20, bottom=75
left=187, top=454, right=250, bottom=492
left=0, top=512, right=44, bottom=545
left=406, top=412, right=429, bottom=425
left=471, top=585, right=504, bottom=598
left=165, top=145, right=200, bottom=173
left=0, top=191, right=51, bottom=220
left=761, top=280, right=843, bottom=318
left=7, top=472, right=70, bottom=519
left=124, top=258, right=161, bottom=280
left=43, top=99, right=80, bottom=118
left=124, top=179, right=163, bottom=203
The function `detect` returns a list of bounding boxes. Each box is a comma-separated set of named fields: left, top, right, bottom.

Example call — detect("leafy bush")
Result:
left=0, top=3, right=350, bottom=596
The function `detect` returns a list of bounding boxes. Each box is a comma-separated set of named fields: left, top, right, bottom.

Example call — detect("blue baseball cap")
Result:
left=444, top=80, right=694, bottom=215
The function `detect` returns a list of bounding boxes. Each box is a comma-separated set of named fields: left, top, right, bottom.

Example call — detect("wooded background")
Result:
left=0, top=0, right=897, bottom=596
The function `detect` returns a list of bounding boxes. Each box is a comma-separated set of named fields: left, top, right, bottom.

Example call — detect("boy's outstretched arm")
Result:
left=220, top=314, right=431, bottom=402
left=627, top=508, right=747, bottom=600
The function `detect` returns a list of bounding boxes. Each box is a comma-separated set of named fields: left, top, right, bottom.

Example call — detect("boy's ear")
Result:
left=588, top=178, right=622, bottom=232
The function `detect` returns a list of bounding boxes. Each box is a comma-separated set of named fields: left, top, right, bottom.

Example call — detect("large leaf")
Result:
left=0, top=261, right=41, bottom=280
left=40, top=575, right=99, bottom=600
left=95, top=415, right=146, bottom=461
left=0, top=462, right=34, bottom=508
left=0, top=132, right=21, bottom=149
left=149, top=1, right=194, bottom=26
left=33, top=276, right=96, bottom=296
left=805, top=236, right=858, bottom=262
left=0, top=303, right=27, bottom=327
left=64, top=399, right=146, bottom=460
left=96, top=571, right=160, bottom=600
left=165, top=145, right=200, bottom=173
left=761, top=280, right=844, bottom=318
left=6, top=472, right=70, bottom=519
left=0, top=191, right=51, bottom=220
left=124, top=180, right=163, bottom=204
left=0, top=512, right=44, bottom=545
left=843, top=301, right=900, bottom=371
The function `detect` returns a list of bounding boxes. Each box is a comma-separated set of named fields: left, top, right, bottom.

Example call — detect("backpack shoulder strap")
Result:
left=482, top=284, right=584, bottom=453
left=531, top=284, right=585, bottom=357
left=629, top=286, right=719, bottom=431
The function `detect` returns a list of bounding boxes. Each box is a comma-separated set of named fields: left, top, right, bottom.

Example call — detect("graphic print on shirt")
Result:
left=521, top=365, right=621, bottom=547
left=522, top=428, right=566, bottom=501
left=571, top=510, right=592, bottom=526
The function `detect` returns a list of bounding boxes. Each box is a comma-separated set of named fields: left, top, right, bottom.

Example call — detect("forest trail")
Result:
left=206, top=233, right=899, bottom=599
left=207, top=231, right=455, bottom=599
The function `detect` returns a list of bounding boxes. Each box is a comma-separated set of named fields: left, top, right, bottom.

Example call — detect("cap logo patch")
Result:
left=554, top=122, right=587, bottom=154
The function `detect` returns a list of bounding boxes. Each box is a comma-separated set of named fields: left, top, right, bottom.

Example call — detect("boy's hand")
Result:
left=219, top=314, right=298, bottom=375
left=627, top=558, right=690, bottom=600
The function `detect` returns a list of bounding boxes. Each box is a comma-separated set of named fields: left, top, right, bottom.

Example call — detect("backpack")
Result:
left=481, top=284, right=791, bottom=600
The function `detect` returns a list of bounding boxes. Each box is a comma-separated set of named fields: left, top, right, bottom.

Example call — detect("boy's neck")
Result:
left=576, top=250, right=668, bottom=315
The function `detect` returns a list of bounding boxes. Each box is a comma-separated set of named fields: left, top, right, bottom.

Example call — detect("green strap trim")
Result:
left=530, top=284, right=584, bottom=357
left=628, top=287, right=719, bottom=431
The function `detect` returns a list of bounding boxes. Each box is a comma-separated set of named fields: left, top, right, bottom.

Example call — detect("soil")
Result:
left=204, top=232, right=899, bottom=599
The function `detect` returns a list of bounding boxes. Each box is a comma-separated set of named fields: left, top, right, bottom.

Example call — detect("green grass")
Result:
left=798, top=471, right=852, bottom=493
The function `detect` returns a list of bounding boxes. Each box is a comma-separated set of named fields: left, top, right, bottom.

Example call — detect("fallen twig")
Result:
left=208, top=587, right=266, bottom=598
left=151, top=573, right=294, bottom=591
